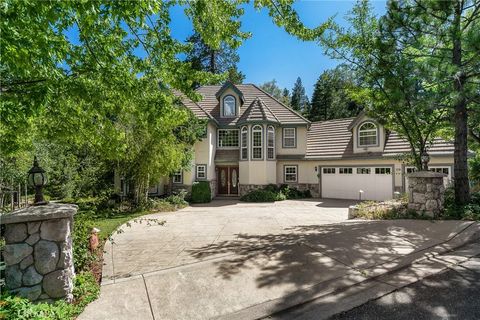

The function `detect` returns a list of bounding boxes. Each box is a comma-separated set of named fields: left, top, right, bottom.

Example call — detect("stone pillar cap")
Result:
left=0, top=203, right=78, bottom=225
left=407, top=171, right=447, bottom=178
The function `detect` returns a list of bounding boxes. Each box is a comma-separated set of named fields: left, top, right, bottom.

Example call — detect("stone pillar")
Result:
left=1, top=203, right=77, bottom=302
left=407, top=171, right=446, bottom=218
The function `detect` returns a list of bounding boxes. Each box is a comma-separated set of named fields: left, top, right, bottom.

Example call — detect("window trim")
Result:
left=240, top=126, right=248, bottom=160
left=267, top=125, right=275, bottom=160
left=195, top=164, right=207, bottom=180
left=282, top=127, right=297, bottom=148
left=357, top=121, right=379, bottom=147
left=251, top=125, right=263, bottom=160
left=222, top=95, right=236, bottom=117
left=284, top=165, right=298, bottom=183
left=172, top=171, right=183, bottom=184
left=217, top=129, right=239, bottom=148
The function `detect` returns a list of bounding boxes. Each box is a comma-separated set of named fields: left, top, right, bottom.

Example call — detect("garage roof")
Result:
left=306, top=118, right=454, bottom=160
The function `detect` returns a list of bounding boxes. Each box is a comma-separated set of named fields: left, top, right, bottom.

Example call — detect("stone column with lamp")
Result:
left=1, top=157, right=77, bottom=302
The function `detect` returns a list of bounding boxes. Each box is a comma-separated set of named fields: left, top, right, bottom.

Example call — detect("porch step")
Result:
left=213, top=196, right=240, bottom=200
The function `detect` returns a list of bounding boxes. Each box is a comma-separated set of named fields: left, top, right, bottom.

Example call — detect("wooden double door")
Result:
left=217, top=166, right=239, bottom=195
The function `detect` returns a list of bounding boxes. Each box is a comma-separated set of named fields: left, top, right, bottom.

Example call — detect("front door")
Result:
left=217, top=166, right=239, bottom=195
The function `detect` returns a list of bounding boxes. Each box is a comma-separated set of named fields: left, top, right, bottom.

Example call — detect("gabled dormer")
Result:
left=348, top=111, right=386, bottom=154
left=215, top=82, right=244, bottom=118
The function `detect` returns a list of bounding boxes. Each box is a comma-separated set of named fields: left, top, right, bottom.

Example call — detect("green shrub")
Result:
left=279, top=184, right=312, bottom=199
left=190, top=181, right=211, bottom=203
left=0, top=271, right=99, bottom=320
left=443, top=189, right=480, bottom=220
left=165, top=190, right=188, bottom=207
left=72, top=213, right=96, bottom=272
left=240, top=189, right=286, bottom=202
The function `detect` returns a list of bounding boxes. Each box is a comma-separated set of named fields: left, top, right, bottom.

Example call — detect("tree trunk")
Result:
left=452, top=1, right=470, bottom=205
left=209, top=51, right=216, bottom=74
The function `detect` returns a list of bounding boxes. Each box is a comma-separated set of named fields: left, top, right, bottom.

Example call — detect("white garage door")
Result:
left=321, top=166, right=393, bottom=201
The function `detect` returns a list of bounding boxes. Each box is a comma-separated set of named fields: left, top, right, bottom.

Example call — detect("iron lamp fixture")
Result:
left=28, top=156, right=48, bottom=205
left=421, top=152, right=430, bottom=170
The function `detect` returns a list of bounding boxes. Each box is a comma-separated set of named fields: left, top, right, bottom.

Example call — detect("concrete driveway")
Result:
left=80, top=199, right=478, bottom=320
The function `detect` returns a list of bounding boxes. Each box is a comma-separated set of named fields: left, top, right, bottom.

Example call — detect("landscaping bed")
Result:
left=240, top=184, right=312, bottom=202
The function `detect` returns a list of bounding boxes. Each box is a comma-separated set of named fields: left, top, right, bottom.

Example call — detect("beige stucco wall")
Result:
left=193, top=122, right=216, bottom=181
left=276, top=125, right=307, bottom=155
left=239, top=160, right=276, bottom=185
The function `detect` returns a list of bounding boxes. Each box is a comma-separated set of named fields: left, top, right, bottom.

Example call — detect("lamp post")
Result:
left=421, top=152, right=430, bottom=171
left=28, top=156, right=48, bottom=205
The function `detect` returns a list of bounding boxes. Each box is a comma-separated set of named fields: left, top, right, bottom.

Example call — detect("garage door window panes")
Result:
left=375, top=168, right=391, bottom=174
left=357, top=168, right=371, bottom=174
left=339, top=168, right=353, bottom=174
left=323, top=168, right=336, bottom=174
left=430, top=168, right=449, bottom=175
left=284, top=166, right=297, bottom=182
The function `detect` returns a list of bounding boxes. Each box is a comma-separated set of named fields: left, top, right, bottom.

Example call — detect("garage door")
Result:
left=321, top=166, right=393, bottom=201
left=405, top=166, right=452, bottom=191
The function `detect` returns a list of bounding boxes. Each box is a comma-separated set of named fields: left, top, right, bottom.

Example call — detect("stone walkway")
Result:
left=80, top=200, right=479, bottom=320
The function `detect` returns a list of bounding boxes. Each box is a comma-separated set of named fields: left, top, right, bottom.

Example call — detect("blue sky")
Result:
left=170, top=1, right=387, bottom=97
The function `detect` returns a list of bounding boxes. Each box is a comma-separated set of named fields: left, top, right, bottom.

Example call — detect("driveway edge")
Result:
left=218, top=221, right=480, bottom=320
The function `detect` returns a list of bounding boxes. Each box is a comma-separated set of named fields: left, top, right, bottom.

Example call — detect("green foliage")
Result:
left=190, top=181, right=212, bottom=203
left=185, top=32, right=245, bottom=85
left=240, top=189, right=286, bottom=202
left=290, top=77, right=309, bottom=113
left=72, top=213, right=96, bottom=272
left=469, top=154, right=480, bottom=192
left=241, top=184, right=312, bottom=202
left=0, top=271, right=99, bottom=320
left=309, top=65, right=363, bottom=121
left=443, top=188, right=480, bottom=220
left=164, top=191, right=188, bottom=208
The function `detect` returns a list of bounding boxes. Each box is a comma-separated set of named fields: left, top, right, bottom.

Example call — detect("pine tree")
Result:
left=186, top=32, right=245, bottom=84
left=290, top=77, right=308, bottom=113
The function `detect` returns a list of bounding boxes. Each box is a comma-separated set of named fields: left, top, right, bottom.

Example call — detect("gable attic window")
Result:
left=218, top=129, right=239, bottom=148
left=223, top=95, right=236, bottom=117
left=358, top=122, right=378, bottom=146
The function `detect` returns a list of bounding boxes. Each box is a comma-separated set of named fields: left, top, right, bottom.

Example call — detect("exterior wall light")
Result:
left=421, top=152, right=430, bottom=170
left=28, top=156, right=48, bottom=205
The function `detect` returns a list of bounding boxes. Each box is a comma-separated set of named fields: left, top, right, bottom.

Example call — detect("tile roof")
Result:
left=237, top=97, right=279, bottom=125
left=174, top=90, right=214, bottom=122
left=193, top=84, right=310, bottom=126
left=306, top=118, right=454, bottom=160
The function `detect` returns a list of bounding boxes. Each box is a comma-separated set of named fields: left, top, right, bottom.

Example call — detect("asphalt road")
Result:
left=331, top=254, right=480, bottom=320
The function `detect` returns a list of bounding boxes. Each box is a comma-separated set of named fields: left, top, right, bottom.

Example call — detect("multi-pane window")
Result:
left=196, top=165, right=206, bottom=180
left=375, top=167, right=391, bottom=174
left=223, top=95, right=236, bottom=117
left=339, top=168, right=353, bottom=174
left=284, top=166, right=298, bottom=182
left=358, top=122, right=378, bottom=146
left=430, top=167, right=449, bottom=175
left=217, top=129, right=239, bottom=148
left=283, top=127, right=296, bottom=148
left=406, top=167, right=416, bottom=174
left=252, top=125, right=263, bottom=159
left=173, top=171, right=182, bottom=184
left=241, top=126, right=248, bottom=160
left=323, top=168, right=336, bottom=174
left=357, top=168, right=371, bottom=174
left=267, top=126, right=275, bottom=159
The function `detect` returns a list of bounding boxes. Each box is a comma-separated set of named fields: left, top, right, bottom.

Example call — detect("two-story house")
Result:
left=125, top=82, right=455, bottom=201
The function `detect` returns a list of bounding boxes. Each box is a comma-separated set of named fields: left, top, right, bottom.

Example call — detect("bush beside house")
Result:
left=190, top=181, right=212, bottom=203
left=241, top=184, right=312, bottom=202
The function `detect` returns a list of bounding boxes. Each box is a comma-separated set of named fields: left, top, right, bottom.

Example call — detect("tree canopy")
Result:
left=290, top=77, right=309, bottom=113
left=309, top=65, right=363, bottom=121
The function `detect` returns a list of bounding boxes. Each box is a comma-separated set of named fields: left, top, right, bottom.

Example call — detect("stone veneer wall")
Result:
left=239, top=183, right=320, bottom=198
left=1, top=203, right=77, bottom=302
left=407, top=171, right=446, bottom=218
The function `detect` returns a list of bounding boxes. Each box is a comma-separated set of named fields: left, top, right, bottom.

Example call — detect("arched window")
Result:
left=267, top=126, right=275, bottom=159
left=252, top=125, right=263, bottom=159
left=241, top=126, right=248, bottom=160
left=358, top=122, right=378, bottom=146
left=223, top=95, right=236, bottom=117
